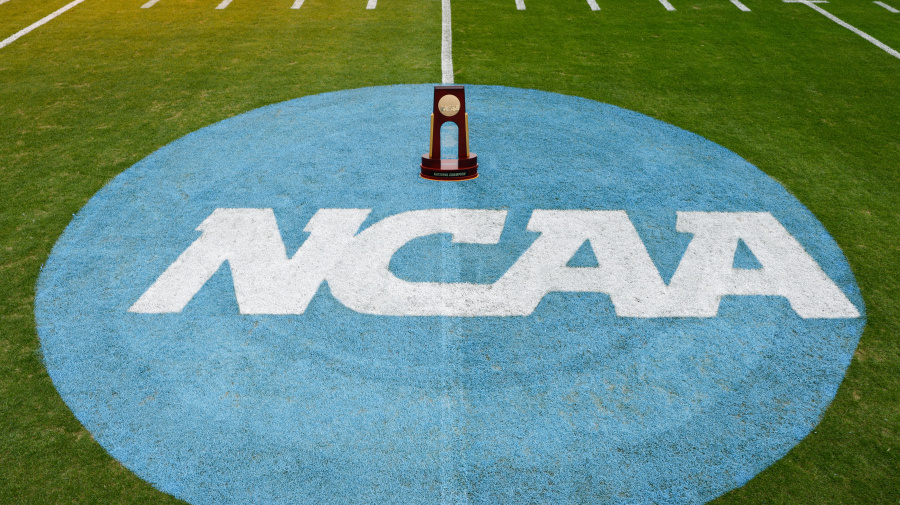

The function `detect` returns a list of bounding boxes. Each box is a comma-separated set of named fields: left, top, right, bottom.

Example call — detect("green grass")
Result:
left=1, top=0, right=898, bottom=503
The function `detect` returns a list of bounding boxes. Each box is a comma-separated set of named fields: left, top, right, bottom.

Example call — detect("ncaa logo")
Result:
left=36, top=85, right=864, bottom=505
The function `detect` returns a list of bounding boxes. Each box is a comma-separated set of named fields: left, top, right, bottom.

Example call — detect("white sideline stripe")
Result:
left=441, top=0, right=453, bottom=83
left=730, top=0, right=750, bottom=11
left=215, top=0, right=231, bottom=9
left=291, top=0, right=304, bottom=9
left=874, top=1, right=899, bottom=13
left=515, top=0, right=525, bottom=9
left=790, top=0, right=900, bottom=60
left=587, top=0, right=600, bottom=10
left=0, top=0, right=85, bottom=50
left=659, top=0, right=676, bottom=11
left=366, top=0, right=376, bottom=9
left=141, top=0, right=160, bottom=8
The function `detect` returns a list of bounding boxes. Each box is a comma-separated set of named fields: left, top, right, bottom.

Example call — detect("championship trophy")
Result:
left=420, top=86, right=478, bottom=181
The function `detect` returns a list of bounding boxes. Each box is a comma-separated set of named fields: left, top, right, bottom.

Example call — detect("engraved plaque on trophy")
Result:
left=421, top=86, right=479, bottom=181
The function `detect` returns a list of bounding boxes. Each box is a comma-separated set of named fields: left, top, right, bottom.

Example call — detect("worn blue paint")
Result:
left=734, top=239, right=764, bottom=270
left=35, top=85, right=864, bottom=505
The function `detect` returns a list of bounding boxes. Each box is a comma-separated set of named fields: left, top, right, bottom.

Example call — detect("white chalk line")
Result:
left=587, top=0, right=600, bottom=10
left=291, top=0, right=305, bottom=9
left=215, top=0, right=232, bottom=9
left=791, top=0, right=900, bottom=60
left=515, top=0, right=525, bottom=10
left=441, top=0, right=453, bottom=83
left=0, top=0, right=12, bottom=6
left=659, top=0, right=676, bottom=11
left=874, top=1, right=899, bottom=13
left=141, top=0, right=160, bottom=8
left=0, top=0, right=85, bottom=50
left=366, top=0, right=376, bottom=9
left=730, top=0, right=751, bottom=11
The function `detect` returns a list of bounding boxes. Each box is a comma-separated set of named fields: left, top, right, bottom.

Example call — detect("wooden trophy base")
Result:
left=420, top=155, right=479, bottom=181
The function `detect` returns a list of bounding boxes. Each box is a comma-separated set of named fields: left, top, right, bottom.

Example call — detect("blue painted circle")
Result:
left=36, top=85, right=864, bottom=505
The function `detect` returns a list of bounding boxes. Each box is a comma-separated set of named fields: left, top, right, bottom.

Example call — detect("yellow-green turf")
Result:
left=0, top=0, right=897, bottom=503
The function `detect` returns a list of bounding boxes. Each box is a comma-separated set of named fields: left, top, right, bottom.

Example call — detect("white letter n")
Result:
left=128, top=208, right=370, bottom=314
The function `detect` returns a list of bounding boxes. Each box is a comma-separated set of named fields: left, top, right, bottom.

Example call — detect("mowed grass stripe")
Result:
left=453, top=1, right=898, bottom=503
left=0, top=0, right=440, bottom=503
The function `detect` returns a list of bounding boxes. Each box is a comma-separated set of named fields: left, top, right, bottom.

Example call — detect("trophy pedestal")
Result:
left=421, top=86, right=479, bottom=182
left=420, top=155, right=478, bottom=181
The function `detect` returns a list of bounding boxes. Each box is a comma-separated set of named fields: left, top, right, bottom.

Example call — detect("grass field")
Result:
left=1, top=0, right=898, bottom=503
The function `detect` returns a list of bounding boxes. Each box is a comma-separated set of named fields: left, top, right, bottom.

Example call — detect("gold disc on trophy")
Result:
left=437, top=95, right=461, bottom=117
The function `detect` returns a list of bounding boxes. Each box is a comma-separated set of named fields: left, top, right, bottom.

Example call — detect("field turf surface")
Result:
left=1, top=0, right=898, bottom=503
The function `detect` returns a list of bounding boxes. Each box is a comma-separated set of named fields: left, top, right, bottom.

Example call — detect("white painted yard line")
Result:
left=141, top=0, right=160, bottom=8
left=0, top=0, right=85, bottom=50
left=730, top=0, right=750, bottom=11
left=874, top=1, right=899, bottom=13
left=215, top=0, right=232, bottom=9
left=366, top=0, right=377, bottom=9
left=587, top=0, right=600, bottom=10
left=0, top=0, right=12, bottom=6
left=658, top=0, right=676, bottom=11
left=788, top=0, right=900, bottom=60
left=441, top=0, right=453, bottom=83
left=291, top=0, right=305, bottom=9
left=515, top=0, right=525, bottom=9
